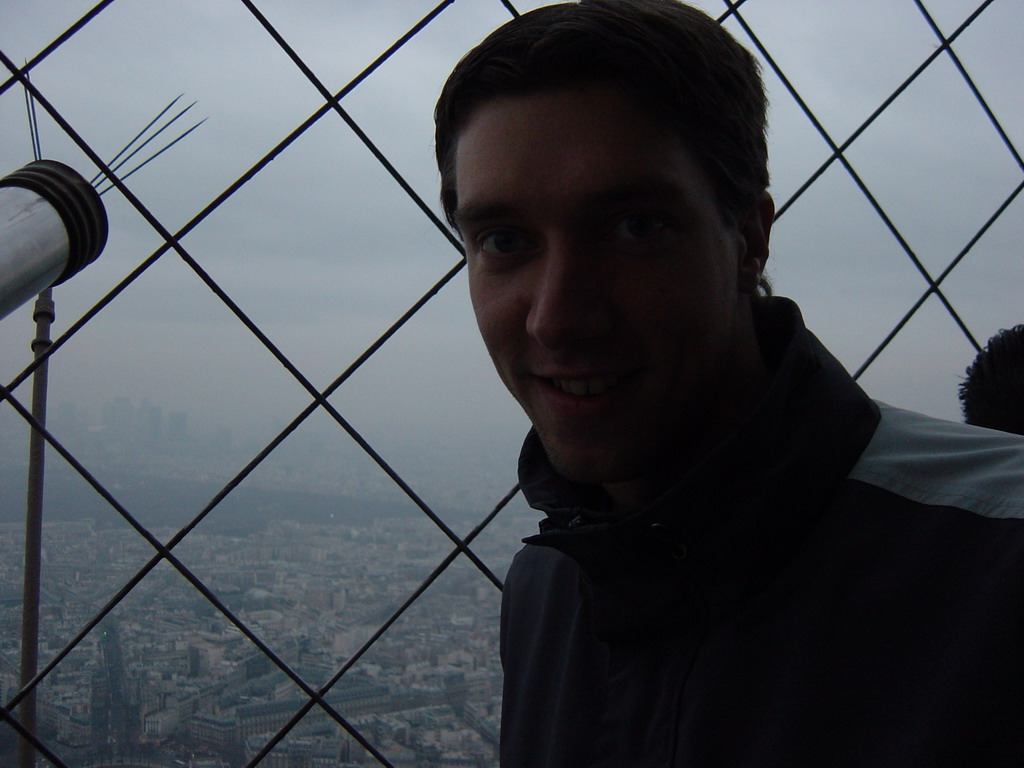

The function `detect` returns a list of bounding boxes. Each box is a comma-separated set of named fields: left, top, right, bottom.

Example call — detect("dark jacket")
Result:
left=500, top=298, right=1024, bottom=767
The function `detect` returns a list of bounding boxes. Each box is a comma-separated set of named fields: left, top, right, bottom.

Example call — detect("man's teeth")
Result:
left=551, top=376, right=619, bottom=396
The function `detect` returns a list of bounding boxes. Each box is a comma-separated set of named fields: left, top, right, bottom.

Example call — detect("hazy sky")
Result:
left=1, top=0, right=1021, bottom=514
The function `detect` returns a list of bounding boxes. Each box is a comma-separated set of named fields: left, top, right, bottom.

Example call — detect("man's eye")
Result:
left=613, top=213, right=665, bottom=240
left=480, top=230, right=524, bottom=255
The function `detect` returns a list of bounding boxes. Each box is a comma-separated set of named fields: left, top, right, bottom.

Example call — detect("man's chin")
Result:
left=541, top=438, right=645, bottom=488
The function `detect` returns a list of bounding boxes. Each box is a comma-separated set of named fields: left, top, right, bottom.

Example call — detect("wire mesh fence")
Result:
left=0, top=0, right=1021, bottom=765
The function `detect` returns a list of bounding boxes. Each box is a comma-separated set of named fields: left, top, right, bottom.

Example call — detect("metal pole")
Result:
left=18, top=287, right=54, bottom=768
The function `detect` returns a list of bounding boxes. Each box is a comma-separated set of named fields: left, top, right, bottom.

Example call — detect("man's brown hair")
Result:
left=435, top=0, right=769, bottom=230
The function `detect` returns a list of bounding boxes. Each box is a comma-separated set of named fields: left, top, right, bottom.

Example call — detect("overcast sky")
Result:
left=1, top=0, right=1021, bottom=516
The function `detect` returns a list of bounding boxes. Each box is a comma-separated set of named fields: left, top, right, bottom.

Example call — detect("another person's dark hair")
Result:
left=434, top=0, right=769, bottom=229
left=959, top=325, right=1024, bottom=436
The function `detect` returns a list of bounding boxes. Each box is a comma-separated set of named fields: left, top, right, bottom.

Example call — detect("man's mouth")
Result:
left=550, top=376, right=620, bottom=396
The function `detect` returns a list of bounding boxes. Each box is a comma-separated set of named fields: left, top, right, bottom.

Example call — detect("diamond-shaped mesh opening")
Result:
left=2, top=1, right=1021, bottom=765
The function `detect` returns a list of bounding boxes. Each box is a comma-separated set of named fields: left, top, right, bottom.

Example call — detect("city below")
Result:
left=1, top=395, right=535, bottom=768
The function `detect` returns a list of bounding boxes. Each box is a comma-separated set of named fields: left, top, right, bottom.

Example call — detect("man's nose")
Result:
left=525, top=243, right=613, bottom=350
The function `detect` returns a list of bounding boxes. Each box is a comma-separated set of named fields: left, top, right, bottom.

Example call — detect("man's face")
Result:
left=453, top=83, right=771, bottom=508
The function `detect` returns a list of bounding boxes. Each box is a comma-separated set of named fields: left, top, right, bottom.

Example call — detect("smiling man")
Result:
left=434, top=2, right=1024, bottom=766
left=454, top=83, right=772, bottom=510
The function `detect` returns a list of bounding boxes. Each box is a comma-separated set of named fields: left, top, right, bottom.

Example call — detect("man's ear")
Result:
left=736, top=192, right=774, bottom=295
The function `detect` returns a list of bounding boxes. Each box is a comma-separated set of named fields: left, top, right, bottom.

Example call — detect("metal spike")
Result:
left=96, top=117, right=207, bottom=196
left=89, top=93, right=184, bottom=185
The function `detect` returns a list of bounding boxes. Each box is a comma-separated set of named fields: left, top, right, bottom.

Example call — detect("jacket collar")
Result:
left=518, top=297, right=879, bottom=638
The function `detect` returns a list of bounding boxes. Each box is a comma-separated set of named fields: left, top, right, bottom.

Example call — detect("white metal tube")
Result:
left=0, top=185, right=70, bottom=319
left=0, top=159, right=107, bottom=321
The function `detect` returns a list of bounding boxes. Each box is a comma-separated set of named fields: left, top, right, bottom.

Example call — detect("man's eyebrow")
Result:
left=452, top=202, right=516, bottom=229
